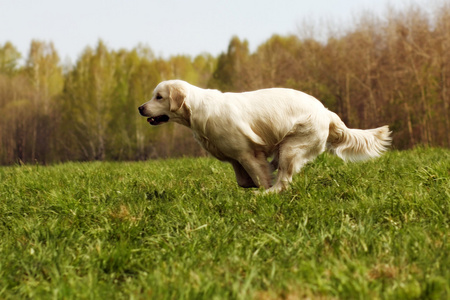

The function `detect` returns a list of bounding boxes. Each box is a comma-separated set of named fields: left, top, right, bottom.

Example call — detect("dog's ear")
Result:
left=169, top=84, right=186, bottom=112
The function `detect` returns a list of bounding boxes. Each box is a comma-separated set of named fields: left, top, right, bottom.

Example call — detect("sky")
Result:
left=0, top=0, right=432, bottom=64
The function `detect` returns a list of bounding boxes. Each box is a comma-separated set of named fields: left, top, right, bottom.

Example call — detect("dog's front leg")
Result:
left=230, top=160, right=257, bottom=188
left=238, top=152, right=272, bottom=189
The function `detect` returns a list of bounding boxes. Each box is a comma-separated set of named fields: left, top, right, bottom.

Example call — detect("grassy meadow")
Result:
left=0, top=148, right=449, bottom=299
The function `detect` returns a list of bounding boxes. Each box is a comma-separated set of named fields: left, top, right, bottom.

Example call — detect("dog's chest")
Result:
left=193, top=132, right=229, bottom=161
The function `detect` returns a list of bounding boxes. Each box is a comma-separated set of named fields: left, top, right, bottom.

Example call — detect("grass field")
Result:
left=0, top=148, right=449, bottom=299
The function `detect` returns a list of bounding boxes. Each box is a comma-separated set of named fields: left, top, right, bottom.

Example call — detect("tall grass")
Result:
left=0, top=148, right=449, bottom=299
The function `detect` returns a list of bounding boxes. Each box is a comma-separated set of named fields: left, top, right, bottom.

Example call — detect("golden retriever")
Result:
left=138, top=80, right=392, bottom=193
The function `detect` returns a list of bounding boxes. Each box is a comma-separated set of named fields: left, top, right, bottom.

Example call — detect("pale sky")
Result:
left=0, top=0, right=431, bottom=64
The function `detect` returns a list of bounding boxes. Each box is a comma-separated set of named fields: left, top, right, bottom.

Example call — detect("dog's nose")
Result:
left=138, top=106, right=145, bottom=115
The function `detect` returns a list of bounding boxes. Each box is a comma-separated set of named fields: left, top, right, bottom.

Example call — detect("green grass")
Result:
left=0, top=148, right=449, bottom=299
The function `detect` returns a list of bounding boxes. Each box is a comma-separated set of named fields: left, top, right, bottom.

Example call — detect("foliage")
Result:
left=0, top=148, right=448, bottom=299
left=0, top=3, right=450, bottom=164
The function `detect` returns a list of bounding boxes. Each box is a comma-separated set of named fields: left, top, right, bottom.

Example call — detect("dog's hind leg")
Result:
left=269, top=149, right=279, bottom=171
left=266, top=135, right=326, bottom=193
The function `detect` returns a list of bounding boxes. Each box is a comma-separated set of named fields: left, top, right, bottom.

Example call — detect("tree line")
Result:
left=0, top=3, right=449, bottom=165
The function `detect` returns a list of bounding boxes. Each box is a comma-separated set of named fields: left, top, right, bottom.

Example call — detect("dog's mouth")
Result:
left=147, top=115, right=170, bottom=125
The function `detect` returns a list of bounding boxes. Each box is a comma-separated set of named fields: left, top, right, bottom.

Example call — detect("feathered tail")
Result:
left=327, top=111, right=392, bottom=162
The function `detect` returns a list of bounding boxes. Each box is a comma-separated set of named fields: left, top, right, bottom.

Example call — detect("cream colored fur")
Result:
left=139, top=80, right=392, bottom=193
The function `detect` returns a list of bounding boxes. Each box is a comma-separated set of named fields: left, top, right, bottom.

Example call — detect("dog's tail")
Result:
left=327, top=111, right=392, bottom=162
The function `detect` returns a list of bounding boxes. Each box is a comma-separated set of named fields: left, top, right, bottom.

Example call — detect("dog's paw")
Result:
left=264, top=184, right=285, bottom=194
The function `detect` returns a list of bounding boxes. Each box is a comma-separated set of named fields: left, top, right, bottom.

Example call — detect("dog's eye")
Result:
left=156, top=94, right=163, bottom=100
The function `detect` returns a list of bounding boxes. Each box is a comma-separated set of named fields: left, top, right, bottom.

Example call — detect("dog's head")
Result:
left=138, top=80, right=191, bottom=126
